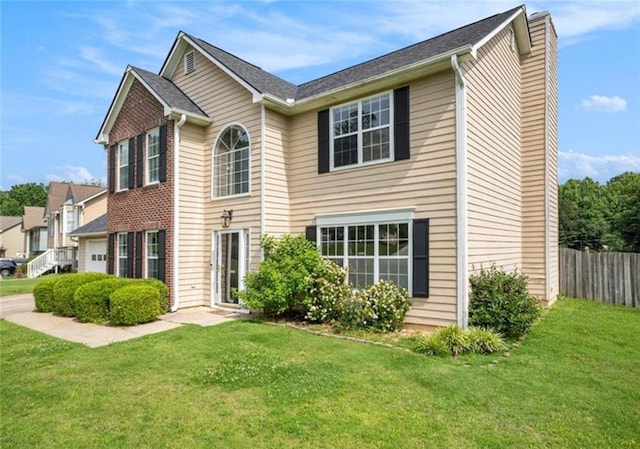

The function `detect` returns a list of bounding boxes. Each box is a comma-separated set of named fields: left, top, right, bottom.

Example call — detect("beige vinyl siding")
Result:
left=464, top=27, right=523, bottom=273
left=171, top=46, right=263, bottom=305
left=176, top=123, right=209, bottom=307
left=547, top=19, right=559, bottom=302
left=521, top=17, right=549, bottom=299
left=82, top=194, right=106, bottom=226
left=0, top=224, right=23, bottom=258
left=77, top=239, right=88, bottom=273
left=264, top=109, right=290, bottom=236
left=287, top=71, right=458, bottom=328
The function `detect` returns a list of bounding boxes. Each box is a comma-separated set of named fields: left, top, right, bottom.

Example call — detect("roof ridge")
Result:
left=297, top=5, right=523, bottom=89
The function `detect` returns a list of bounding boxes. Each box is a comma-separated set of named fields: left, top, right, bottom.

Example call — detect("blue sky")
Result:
left=1, top=0, right=639, bottom=190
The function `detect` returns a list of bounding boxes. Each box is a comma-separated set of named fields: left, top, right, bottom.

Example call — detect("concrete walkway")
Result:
left=0, top=294, right=240, bottom=348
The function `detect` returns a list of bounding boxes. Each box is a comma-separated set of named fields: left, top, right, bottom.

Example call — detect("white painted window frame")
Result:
left=117, top=232, right=128, bottom=277
left=145, top=230, right=159, bottom=279
left=146, top=128, right=160, bottom=185
left=117, top=139, right=129, bottom=191
left=329, top=90, right=394, bottom=172
left=211, top=123, right=251, bottom=199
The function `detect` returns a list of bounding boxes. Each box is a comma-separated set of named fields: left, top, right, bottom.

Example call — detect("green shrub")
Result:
left=74, top=278, right=133, bottom=323
left=340, top=280, right=411, bottom=332
left=238, top=235, right=327, bottom=316
left=136, top=278, right=170, bottom=313
left=33, top=275, right=69, bottom=312
left=413, top=325, right=506, bottom=356
left=467, top=327, right=508, bottom=354
left=109, top=284, right=162, bottom=326
left=469, top=266, right=541, bottom=338
left=51, top=272, right=111, bottom=317
left=306, top=260, right=351, bottom=323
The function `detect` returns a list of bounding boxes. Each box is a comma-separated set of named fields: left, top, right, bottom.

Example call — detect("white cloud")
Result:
left=46, top=166, right=103, bottom=184
left=578, top=95, right=628, bottom=113
left=559, top=150, right=640, bottom=181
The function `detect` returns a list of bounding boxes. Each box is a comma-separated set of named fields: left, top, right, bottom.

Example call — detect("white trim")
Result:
left=211, top=122, right=252, bottom=200
left=211, top=228, right=250, bottom=307
left=145, top=127, right=161, bottom=185
left=544, top=15, right=551, bottom=299
left=470, top=8, right=528, bottom=58
left=260, top=105, right=266, bottom=261
left=184, top=50, right=195, bottom=74
left=145, top=230, right=159, bottom=279
left=451, top=55, right=469, bottom=328
left=116, top=139, right=129, bottom=192
left=329, top=90, right=394, bottom=171
left=315, top=208, right=415, bottom=227
left=172, top=113, right=187, bottom=312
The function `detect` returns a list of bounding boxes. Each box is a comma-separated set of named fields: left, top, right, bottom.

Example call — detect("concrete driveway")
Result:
left=0, top=294, right=239, bottom=348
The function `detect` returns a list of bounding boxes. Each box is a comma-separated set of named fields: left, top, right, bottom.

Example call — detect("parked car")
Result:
left=0, top=259, right=17, bottom=277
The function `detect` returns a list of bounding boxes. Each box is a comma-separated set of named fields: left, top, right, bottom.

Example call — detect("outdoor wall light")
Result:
left=220, top=209, right=233, bottom=228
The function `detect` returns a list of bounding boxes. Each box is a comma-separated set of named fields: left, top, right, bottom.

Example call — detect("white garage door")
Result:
left=86, top=239, right=107, bottom=273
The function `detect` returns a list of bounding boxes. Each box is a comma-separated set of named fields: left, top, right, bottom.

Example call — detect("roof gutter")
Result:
left=451, top=54, right=469, bottom=328
left=171, top=113, right=187, bottom=312
left=260, top=45, right=473, bottom=113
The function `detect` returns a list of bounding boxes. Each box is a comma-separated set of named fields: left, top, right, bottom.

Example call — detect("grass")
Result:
left=1, top=297, right=639, bottom=449
left=0, top=276, right=44, bottom=296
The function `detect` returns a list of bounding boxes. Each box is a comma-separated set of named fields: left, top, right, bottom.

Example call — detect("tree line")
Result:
left=0, top=183, right=48, bottom=216
left=559, top=172, right=639, bottom=253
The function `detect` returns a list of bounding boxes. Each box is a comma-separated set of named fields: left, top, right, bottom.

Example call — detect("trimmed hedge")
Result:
left=74, top=278, right=134, bottom=323
left=137, top=278, right=170, bottom=313
left=51, top=273, right=111, bottom=317
left=109, top=284, right=162, bottom=326
left=33, top=275, right=70, bottom=312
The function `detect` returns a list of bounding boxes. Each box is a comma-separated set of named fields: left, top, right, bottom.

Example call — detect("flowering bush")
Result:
left=305, top=260, right=350, bottom=323
left=340, top=280, right=411, bottom=332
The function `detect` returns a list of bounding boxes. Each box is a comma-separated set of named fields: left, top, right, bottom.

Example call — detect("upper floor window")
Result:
left=65, top=207, right=77, bottom=233
left=146, top=129, right=160, bottom=184
left=118, top=140, right=129, bottom=191
left=213, top=125, right=250, bottom=198
left=331, top=92, right=393, bottom=170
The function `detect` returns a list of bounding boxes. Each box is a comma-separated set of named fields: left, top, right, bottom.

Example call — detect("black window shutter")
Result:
left=394, top=86, right=410, bottom=161
left=107, top=233, right=115, bottom=274
left=157, top=229, right=166, bottom=282
left=135, top=231, right=143, bottom=278
left=412, top=218, right=429, bottom=297
left=126, top=232, right=134, bottom=278
left=136, top=134, right=144, bottom=188
left=159, top=124, right=168, bottom=183
left=305, top=226, right=317, bottom=245
left=108, top=145, right=116, bottom=193
left=128, top=138, right=135, bottom=189
left=317, top=109, right=330, bottom=174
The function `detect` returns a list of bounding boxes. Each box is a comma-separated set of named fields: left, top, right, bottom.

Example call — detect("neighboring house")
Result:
left=95, top=5, right=558, bottom=329
left=27, top=182, right=107, bottom=277
left=22, top=206, right=48, bottom=257
left=0, top=216, right=24, bottom=258
left=69, top=214, right=107, bottom=273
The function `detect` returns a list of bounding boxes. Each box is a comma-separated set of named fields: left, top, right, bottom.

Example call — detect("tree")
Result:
left=559, top=178, right=610, bottom=250
left=0, top=183, right=48, bottom=216
left=606, top=172, right=640, bottom=252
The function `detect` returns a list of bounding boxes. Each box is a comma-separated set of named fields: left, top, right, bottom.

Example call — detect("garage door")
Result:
left=86, top=239, right=107, bottom=273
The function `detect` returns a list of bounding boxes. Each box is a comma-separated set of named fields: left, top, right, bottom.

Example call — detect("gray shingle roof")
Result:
left=186, top=34, right=298, bottom=100
left=186, top=5, right=523, bottom=101
left=131, top=66, right=208, bottom=117
left=69, top=214, right=107, bottom=236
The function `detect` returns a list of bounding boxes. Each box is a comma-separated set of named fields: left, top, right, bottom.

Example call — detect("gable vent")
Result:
left=184, top=51, right=195, bottom=74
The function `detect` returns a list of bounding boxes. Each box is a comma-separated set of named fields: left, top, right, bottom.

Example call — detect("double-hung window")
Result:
left=331, top=92, right=392, bottom=169
left=319, top=221, right=410, bottom=291
left=146, top=129, right=160, bottom=184
left=117, top=233, right=128, bottom=277
left=118, top=140, right=129, bottom=191
left=146, top=230, right=159, bottom=279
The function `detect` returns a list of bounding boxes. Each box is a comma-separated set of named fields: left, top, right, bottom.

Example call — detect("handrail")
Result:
left=27, top=249, right=55, bottom=278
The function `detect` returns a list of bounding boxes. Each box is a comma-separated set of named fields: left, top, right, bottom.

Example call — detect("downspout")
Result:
left=260, top=105, right=266, bottom=261
left=171, top=113, right=187, bottom=312
left=451, top=54, right=469, bottom=328
left=544, top=15, right=551, bottom=300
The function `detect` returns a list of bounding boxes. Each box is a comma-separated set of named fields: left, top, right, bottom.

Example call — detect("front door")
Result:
left=212, top=230, right=249, bottom=306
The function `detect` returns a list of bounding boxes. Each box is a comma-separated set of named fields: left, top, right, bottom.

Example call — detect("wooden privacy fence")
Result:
left=559, top=248, right=639, bottom=307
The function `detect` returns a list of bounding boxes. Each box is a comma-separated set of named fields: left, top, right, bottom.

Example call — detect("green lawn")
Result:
left=1, top=298, right=639, bottom=449
left=0, top=276, right=43, bottom=296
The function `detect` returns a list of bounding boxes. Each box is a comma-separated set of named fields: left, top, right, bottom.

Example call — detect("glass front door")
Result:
left=212, top=230, right=249, bottom=306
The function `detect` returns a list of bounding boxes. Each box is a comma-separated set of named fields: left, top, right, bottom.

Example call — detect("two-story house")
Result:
left=27, top=182, right=107, bottom=277
left=96, top=5, right=558, bottom=329
left=22, top=206, right=48, bottom=257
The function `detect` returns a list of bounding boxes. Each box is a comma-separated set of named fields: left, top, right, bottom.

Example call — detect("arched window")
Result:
left=213, top=125, right=250, bottom=197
